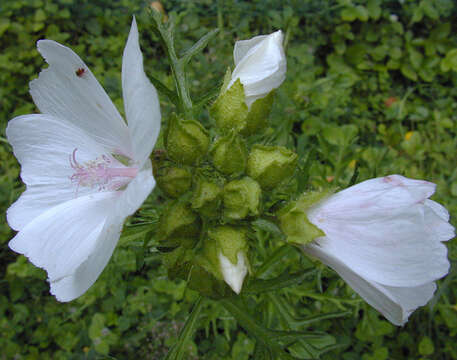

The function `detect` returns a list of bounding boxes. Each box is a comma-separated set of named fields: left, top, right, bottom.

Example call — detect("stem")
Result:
left=165, top=296, right=204, bottom=360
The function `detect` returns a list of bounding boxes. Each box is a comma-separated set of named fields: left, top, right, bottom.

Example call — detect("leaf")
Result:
left=441, top=49, right=457, bottom=72
left=418, top=336, right=434, bottom=356
left=181, top=29, right=219, bottom=65
left=244, top=270, right=317, bottom=294
left=367, top=0, right=381, bottom=20
left=251, top=218, right=283, bottom=238
left=165, top=297, right=204, bottom=360
left=401, top=64, right=418, bottom=81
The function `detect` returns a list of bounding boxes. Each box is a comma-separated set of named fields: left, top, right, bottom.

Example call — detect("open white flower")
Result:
left=219, top=251, right=248, bottom=294
left=6, top=18, right=160, bottom=302
left=302, top=175, right=454, bottom=325
left=229, top=30, right=286, bottom=108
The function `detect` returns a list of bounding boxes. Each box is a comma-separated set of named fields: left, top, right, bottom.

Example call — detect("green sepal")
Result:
left=210, top=78, right=248, bottom=133
left=223, top=177, right=261, bottom=220
left=247, top=145, right=298, bottom=189
left=241, top=91, right=275, bottom=136
left=191, top=179, right=222, bottom=218
left=164, top=246, right=232, bottom=299
left=154, top=164, right=192, bottom=198
left=165, top=113, right=209, bottom=165
left=210, top=132, right=247, bottom=175
left=208, top=226, right=248, bottom=265
left=157, top=200, right=201, bottom=248
left=278, top=191, right=330, bottom=245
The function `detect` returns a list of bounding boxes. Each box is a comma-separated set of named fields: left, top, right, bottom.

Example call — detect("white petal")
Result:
left=115, top=159, right=155, bottom=218
left=122, top=17, right=161, bottom=167
left=303, top=243, right=437, bottom=326
left=9, top=191, right=117, bottom=290
left=30, top=40, right=132, bottom=155
left=6, top=114, right=109, bottom=230
left=310, top=175, right=436, bottom=218
left=424, top=201, right=455, bottom=242
left=219, top=251, right=248, bottom=294
left=230, top=30, right=286, bottom=108
left=50, top=216, right=123, bottom=302
left=425, top=199, right=450, bottom=222
left=307, top=175, right=450, bottom=287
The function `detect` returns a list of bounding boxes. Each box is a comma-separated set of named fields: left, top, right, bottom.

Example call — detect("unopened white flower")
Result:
left=6, top=18, right=160, bottom=302
left=229, top=30, right=286, bottom=108
left=302, top=175, right=454, bottom=325
left=218, top=251, right=248, bottom=294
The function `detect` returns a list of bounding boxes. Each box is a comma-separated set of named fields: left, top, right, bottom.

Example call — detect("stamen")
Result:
left=69, top=149, right=137, bottom=193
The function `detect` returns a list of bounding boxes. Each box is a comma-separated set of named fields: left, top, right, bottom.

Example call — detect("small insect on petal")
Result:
left=75, top=68, right=86, bottom=77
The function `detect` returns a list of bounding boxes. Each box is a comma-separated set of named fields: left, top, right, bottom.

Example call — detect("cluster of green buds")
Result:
left=152, top=30, right=302, bottom=297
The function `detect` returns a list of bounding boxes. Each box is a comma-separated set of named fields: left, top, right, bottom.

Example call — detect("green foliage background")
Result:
left=1, top=0, right=456, bottom=359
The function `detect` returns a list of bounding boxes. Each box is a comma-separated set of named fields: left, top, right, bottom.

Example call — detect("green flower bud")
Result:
left=197, top=226, right=247, bottom=280
left=165, top=114, right=209, bottom=165
left=157, top=201, right=201, bottom=248
left=207, top=226, right=248, bottom=270
left=278, top=192, right=328, bottom=245
left=211, top=132, right=247, bottom=175
left=206, top=226, right=249, bottom=293
left=247, top=145, right=298, bottom=189
left=191, top=179, right=222, bottom=218
left=210, top=78, right=248, bottom=133
left=154, top=165, right=192, bottom=198
left=223, top=177, right=261, bottom=220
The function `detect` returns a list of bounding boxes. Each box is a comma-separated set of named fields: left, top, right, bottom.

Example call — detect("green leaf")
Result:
left=181, top=29, right=219, bottom=64
left=420, top=0, right=438, bottom=20
left=367, top=0, right=381, bottom=20
left=165, top=297, right=204, bottom=360
left=409, top=48, right=423, bottom=69
left=341, top=7, right=358, bottom=22
left=441, top=49, right=457, bottom=72
left=244, top=270, right=316, bottom=294
left=0, top=18, right=10, bottom=36
left=401, top=64, right=418, bottom=81
left=418, top=336, right=435, bottom=356
left=251, top=218, right=283, bottom=238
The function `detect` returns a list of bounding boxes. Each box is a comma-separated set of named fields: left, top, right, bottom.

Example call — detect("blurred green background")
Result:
left=1, top=0, right=456, bottom=359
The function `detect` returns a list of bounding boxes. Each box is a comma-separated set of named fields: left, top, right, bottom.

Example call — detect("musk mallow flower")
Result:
left=299, top=175, right=454, bottom=325
left=6, top=18, right=160, bottom=302
left=228, top=30, right=286, bottom=108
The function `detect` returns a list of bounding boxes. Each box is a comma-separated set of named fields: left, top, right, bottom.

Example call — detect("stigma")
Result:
left=70, top=149, right=138, bottom=192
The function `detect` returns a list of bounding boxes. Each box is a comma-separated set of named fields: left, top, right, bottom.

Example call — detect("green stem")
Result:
left=165, top=296, right=204, bottom=360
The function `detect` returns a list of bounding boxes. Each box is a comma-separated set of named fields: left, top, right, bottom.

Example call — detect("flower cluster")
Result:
left=6, top=17, right=454, bottom=329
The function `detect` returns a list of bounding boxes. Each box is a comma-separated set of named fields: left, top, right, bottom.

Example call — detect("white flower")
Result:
left=6, top=18, right=161, bottom=302
left=229, top=30, right=286, bottom=108
left=218, top=251, right=248, bottom=294
left=302, top=175, right=454, bottom=325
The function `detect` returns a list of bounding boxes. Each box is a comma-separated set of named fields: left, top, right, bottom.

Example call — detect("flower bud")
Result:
left=163, top=246, right=232, bottom=299
left=154, top=165, right=192, bottom=198
left=191, top=179, right=222, bottom=218
left=157, top=200, right=201, bottom=248
left=207, top=226, right=249, bottom=294
left=211, top=132, right=247, bottom=175
left=278, top=192, right=327, bottom=245
left=165, top=114, right=209, bottom=165
left=247, top=145, right=297, bottom=189
left=230, top=30, right=286, bottom=108
left=223, top=177, right=261, bottom=220
left=210, top=78, right=249, bottom=133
